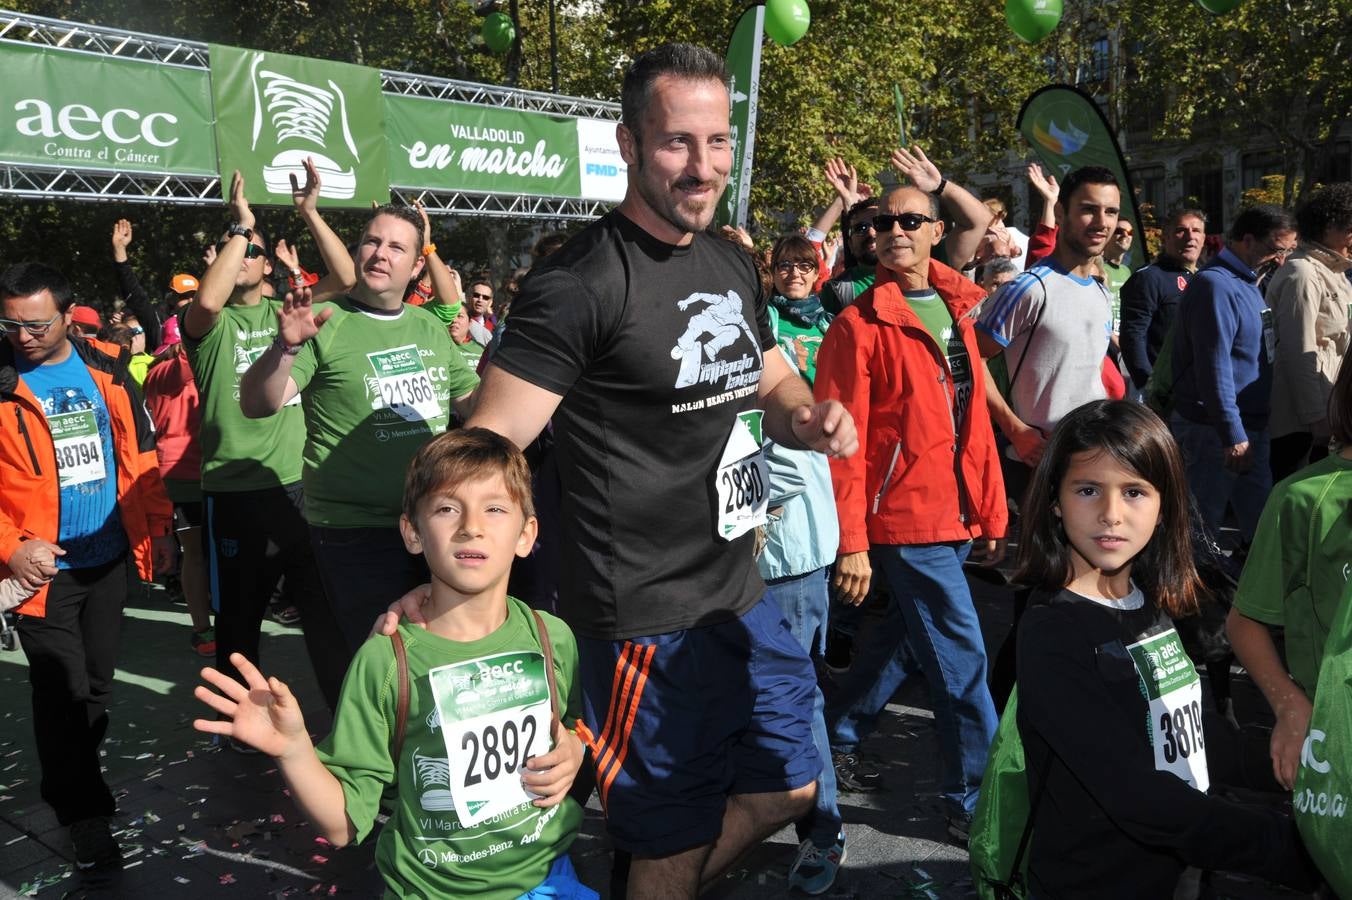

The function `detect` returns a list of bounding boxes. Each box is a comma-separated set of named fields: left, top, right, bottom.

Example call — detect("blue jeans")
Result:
left=1169, top=415, right=1272, bottom=544
left=764, top=569, right=842, bottom=848
left=827, top=542, right=997, bottom=817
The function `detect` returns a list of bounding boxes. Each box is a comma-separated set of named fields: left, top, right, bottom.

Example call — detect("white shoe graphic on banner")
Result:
left=249, top=53, right=360, bottom=199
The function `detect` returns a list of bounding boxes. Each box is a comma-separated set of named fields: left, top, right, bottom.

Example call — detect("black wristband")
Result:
left=932, top=177, right=948, bottom=197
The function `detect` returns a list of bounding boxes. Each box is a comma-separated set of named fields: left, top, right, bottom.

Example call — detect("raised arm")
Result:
left=110, top=219, right=163, bottom=348
left=810, top=157, right=860, bottom=238
left=291, top=157, right=357, bottom=299
left=891, top=145, right=993, bottom=271
left=1027, top=163, right=1060, bottom=230
left=185, top=171, right=254, bottom=340
left=414, top=200, right=463, bottom=307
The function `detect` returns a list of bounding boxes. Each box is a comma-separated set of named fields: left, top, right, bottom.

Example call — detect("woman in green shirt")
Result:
left=768, top=234, right=832, bottom=386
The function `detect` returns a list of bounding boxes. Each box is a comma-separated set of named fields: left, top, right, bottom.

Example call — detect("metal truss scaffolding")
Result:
left=0, top=8, right=620, bottom=221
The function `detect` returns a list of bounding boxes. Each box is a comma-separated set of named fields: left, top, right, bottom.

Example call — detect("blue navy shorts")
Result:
left=575, top=594, right=822, bottom=856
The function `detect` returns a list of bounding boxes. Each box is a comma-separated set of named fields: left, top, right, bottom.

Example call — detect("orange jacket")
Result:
left=0, top=337, right=172, bottom=616
left=814, top=260, right=1007, bottom=554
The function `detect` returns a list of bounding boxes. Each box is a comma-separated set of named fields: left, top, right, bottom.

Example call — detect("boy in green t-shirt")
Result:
left=193, top=429, right=593, bottom=899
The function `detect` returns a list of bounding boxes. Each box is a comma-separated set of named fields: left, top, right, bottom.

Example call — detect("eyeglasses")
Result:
left=774, top=261, right=817, bottom=275
left=1114, top=228, right=1133, bottom=237
left=129, top=327, right=144, bottom=336
left=470, top=292, right=493, bottom=301
left=0, top=312, right=63, bottom=337
left=215, top=240, right=269, bottom=259
left=873, top=212, right=938, bottom=233
left=850, top=220, right=877, bottom=236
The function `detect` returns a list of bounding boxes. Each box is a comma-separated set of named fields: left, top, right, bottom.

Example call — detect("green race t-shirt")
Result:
left=317, top=598, right=584, bottom=899
left=1104, top=260, right=1133, bottom=332
left=1233, top=452, right=1352, bottom=697
left=182, top=301, right=306, bottom=492
left=289, top=298, right=479, bottom=528
left=906, top=288, right=955, bottom=348
left=456, top=338, right=485, bottom=368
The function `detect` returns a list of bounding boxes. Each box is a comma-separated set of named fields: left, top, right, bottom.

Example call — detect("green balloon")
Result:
left=764, top=0, right=811, bottom=47
left=1005, top=0, right=1063, bottom=43
left=1194, top=0, right=1242, bottom=13
left=482, top=12, right=515, bottom=53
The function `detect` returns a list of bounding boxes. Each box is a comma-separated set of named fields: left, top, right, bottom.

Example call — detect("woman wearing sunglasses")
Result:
left=769, top=233, right=833, bottom=387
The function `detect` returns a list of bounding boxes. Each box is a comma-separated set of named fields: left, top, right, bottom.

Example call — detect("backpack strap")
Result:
left=390, top=631, right=411, bottom=764
left=530, top=609, right=562, bottom=724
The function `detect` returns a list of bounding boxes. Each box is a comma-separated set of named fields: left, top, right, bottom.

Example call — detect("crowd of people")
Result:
left=1, top=39, right=1350, bottom=900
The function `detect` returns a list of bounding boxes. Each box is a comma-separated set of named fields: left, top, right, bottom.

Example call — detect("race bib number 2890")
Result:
left=714, top=410, right=769, bottom=542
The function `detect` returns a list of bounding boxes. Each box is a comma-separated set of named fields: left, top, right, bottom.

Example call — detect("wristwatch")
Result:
left=226, top=223, right=253, bottom=241
left=931, top=177, right=948, bottom=197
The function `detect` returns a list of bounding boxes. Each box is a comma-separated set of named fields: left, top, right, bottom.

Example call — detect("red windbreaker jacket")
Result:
left=814, top=259, right=1008, bottom=554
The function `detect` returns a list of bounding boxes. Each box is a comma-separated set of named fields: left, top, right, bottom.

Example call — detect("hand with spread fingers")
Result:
left=193, top=652, right=310, bottom=759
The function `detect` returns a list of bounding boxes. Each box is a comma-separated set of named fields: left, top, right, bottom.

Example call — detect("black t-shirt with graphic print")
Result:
left=493, top=211, right=777, bottom=640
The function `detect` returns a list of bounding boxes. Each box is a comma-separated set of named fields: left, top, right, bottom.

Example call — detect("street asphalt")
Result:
left=0, top=569, right=1317, bottom=898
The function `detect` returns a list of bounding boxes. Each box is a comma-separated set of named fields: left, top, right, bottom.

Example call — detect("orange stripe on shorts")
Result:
left=598, top=643, right=657, bottom=808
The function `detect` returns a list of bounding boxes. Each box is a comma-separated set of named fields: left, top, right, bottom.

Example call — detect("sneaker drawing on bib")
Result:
left=412, top=749, right=455, bottom=811
left=249, top=53, right=360, bottom=199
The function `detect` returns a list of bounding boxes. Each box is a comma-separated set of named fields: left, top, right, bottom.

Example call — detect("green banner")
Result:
left=386, top=96, right=625, bottom=202
left=1017, top=85, right=1148, bottom=269
left=0, top=43, right=216, bottom=175
left=716, top=4, right=763, bottom=230
left=209, top=43, right=390, bottom=208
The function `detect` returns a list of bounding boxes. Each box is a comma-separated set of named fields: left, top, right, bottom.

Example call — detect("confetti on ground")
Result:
left=270, top=814, right=286, bottom=824
left=310, top=854, right=328, bottom=864
left=220, top=872, right=237, bottom=885
left=174, top=875, right=191, bottom=884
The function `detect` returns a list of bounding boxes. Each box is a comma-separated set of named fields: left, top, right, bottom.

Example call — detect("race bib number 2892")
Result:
left=427, top=650, right=553, bottom=828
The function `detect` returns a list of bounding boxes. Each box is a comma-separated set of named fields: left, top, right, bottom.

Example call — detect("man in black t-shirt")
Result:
left=463, top=44, right=857, bottom=897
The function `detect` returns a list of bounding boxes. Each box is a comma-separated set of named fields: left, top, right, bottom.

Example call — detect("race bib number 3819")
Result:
left=1126, top=629, right=1210, bottom=792
left=427, top=650, right=553, bottom=828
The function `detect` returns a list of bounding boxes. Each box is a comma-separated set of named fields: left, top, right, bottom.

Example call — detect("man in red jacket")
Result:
left=0, top=262, right=173, bottom=870
left=814, top=183, right=1007, bottom=841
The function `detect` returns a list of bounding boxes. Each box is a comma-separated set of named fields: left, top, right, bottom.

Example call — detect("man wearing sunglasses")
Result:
left=0, top=262, right=174, bottom=870
left=815, top=182, right=1007, bottom=845
left=182, top=160, right=355, bottom=715
left=820, top=146, right=992, bottom=316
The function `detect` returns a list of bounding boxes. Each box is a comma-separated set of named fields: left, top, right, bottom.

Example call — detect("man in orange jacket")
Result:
left=0, top=262, right=173, bottom=870
left=814, top=183, right=1008, bottom=842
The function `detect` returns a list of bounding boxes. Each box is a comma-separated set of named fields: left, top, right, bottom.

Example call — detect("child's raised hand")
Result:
left=521, top=718, right=584, bottom=807
left=193, top=652, right=309, bottom=758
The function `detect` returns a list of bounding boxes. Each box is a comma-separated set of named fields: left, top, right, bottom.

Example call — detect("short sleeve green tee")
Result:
left=289, top=298, right=479, bottom=528
left=316, top=598, right=584, bottom=899
left=1233, top=453, right=1352, bottom=698
left=181, top=301, right=306, bottom=491
left=905, top=288, right=955, bottom=348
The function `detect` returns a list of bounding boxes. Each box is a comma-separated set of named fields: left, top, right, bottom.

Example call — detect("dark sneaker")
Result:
left=70, top=817, right=120, bottom=870
left=269, top=604, right=301, bottom=626
left=832, top=751, right=883, bottom=793
left=788, top=832, right=846, bottom=895
left=946, top=812, right=972, bottom=847
left=191, top=628, right=216, bottom=658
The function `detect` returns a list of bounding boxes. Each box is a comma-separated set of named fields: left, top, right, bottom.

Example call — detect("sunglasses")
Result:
left=129, top=327, right=145, bottom=336
left=850, top=220, right=877, bottom=236
left=1114, top=228, right=1133, bottom=237
left=873, top=212, right=938, bottom=233
left=215, top=240, right=269, bottom=259
left=470, top=292, right=493, bottom=301
left=774, top=261, right=816, bottom=275
left=0, top=312, right=63, bottom=337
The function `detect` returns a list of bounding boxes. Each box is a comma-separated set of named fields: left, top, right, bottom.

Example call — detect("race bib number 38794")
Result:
left=48, top=410, right=106, bottom=487
left=427, top=650, right=553, bottom=828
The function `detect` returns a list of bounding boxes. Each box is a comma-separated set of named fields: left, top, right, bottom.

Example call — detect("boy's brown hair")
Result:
left=402, top=427, right=535, bottom=523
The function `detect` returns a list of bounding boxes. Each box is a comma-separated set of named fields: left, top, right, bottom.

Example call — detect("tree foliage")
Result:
left=0, top=0, right=1347, bottom=306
